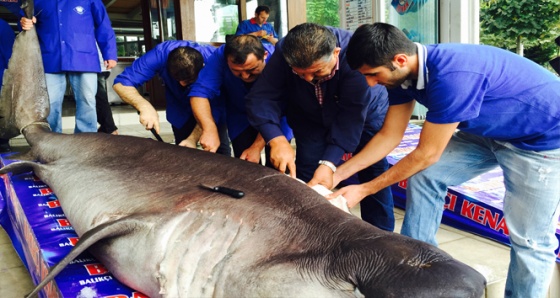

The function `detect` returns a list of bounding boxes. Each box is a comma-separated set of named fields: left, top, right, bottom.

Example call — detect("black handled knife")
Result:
left=199, top=184, right=244, bottom=199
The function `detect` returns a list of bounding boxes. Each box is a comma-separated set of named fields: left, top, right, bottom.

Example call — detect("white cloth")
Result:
left=292, top=176, right=351, bottom=214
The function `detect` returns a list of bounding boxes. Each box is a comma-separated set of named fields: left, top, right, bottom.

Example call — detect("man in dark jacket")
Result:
left=245, top=23, right=394, bottom=231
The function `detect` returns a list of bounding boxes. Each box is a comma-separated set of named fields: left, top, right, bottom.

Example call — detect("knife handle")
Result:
left=215, top=186, right=245, bottom=198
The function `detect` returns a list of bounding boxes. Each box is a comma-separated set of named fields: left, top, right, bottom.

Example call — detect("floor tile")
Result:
left=0, top=264, right=35, bottom=298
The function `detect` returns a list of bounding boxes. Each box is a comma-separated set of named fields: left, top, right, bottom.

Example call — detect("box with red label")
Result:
left=386, top=124, right=560, bottom=263
left=0, top=153, right=149, bottom=298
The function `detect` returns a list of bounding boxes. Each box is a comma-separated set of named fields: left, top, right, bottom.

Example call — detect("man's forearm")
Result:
left=335, top=130, right=402, bottom=183
left=361, top=147, right=439, bottom=195
left=190, top=96, right=217, bottom=132
left=113, top=83, right=151, bottom=111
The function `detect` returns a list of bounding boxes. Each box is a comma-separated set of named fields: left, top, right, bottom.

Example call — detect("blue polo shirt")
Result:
left=246, top=27, right=388, bottom=163
left=389, top=43, right=560, bottom=151
left=28, top=0, right=117, bottom=73
left=114, top=41, right=218, bottom=129
left=189, top=43, right=293, bottom=141
left=235, top=19, right=278, bottom=45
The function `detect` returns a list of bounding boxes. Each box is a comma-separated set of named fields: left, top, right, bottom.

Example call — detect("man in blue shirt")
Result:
left=190, top=35, right=292, bottom=166
left=20, top=0, right=118, bottom=134
left=246, top=23, right=394, bottom=231
left=113, top=41, right=230, bottom=155
left=235, top=5, right=278, bottom=45
left=0, top=17, right=15, bottom=152
left=331, top=23, right=560, bottom=298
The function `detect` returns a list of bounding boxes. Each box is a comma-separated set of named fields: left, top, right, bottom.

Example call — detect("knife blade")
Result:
left=150, top=128, right=164, bottom=142
left=199, top=184, right=244, bottom=199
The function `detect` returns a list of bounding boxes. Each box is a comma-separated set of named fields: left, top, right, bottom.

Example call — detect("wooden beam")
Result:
left=179, top=0, right=195, bottom=40
left=287, top=0, right=306, bottom=30
left=104, top=0, right=118, bottom=9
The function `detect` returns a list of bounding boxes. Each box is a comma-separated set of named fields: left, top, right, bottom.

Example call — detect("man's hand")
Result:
left=137, top=104, right=160, bottom=133
left=20, top=17, right=35, bottom=31
left=327, top=184, right=369, bottom=209
left=178, top=124, right=202, bottom=148
left=240, top=146, right=262, bottom=163
left=307, top=165, right=335, bottom=189
left=263, top=35, right=278, bottom=45
left=105, top=60, right=117, bottom=70
left=199, top=127, right=220, bottom=153
left=269, top=136, right=296, bottom=177
left=240, top=134, right=266, bottom=164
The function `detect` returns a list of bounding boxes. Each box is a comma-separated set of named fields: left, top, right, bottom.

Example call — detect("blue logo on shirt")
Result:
left=74, top=6, right=85, bottom=14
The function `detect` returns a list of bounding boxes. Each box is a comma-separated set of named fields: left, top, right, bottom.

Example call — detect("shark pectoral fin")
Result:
left=0, top=160, right=39, bottom=175
left=3, top=150, right=35, bottom=162
left=25, top=216, right=146, bottom=298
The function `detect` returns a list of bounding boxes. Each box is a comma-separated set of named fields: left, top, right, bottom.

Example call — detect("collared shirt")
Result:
left=235, top=18, right=278, bottom=45
left=189, top=43, right=293, bottom=141
left=313, top=58, right=339, bottom=105
left=292, top=57, right=340, bottom=106
left=28, top=0, right=117, bottom=73
left=246, top=26, right=388, bottom=163
left=401, top=42, right=428, bottom=90
left=388, top=43, right=560, bottom=151
left=114, top=41, right=217, bottom=128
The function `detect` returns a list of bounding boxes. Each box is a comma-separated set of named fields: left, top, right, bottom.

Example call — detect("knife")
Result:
left=150, top=128, right=164, bottom=142
left=199, top=184, right=245, bottom=199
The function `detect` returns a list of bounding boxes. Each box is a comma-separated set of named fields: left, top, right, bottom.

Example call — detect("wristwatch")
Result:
left=318, top=160, right=337, bottom=173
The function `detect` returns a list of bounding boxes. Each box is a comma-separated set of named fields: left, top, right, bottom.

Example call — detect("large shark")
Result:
left=0, top=1, right=486, bottom=297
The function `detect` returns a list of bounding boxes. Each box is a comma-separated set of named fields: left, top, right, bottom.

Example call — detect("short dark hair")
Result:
left=347, top=22, right=417, bottom=70
left=255, top=5, right=270, bottom=14
left=281, top=23, right=336, bottom=69
left=225, top=35, right=266, bottom=65
left=166, top=46, right=204, bottom=82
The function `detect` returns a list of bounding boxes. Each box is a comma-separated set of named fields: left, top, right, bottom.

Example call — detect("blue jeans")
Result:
left=401, top=131, right=560, bottom=298
left=45, top=72, right=98, bottom=133
left=294, top=128, right=395, bottom=232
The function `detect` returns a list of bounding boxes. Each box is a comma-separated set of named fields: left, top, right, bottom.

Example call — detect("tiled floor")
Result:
left=0, top=102, right=558, bottom=298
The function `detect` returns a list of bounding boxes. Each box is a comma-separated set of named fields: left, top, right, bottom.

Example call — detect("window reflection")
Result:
left=195, top=0, right=287, bottom=43
left=195, top=0, right=239, bottom=43
left=385, top=0, right=437, bottom=44
left=116, top=35, right=146, bottom=57
left=245, top=0, right=288, bottom=38
left=150, top=0, right=177, bottom=45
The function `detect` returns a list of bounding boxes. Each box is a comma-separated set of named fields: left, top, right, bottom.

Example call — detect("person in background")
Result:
left=20, top=0, right=118, bottom=134
left=113, top=40, right=230, bottom=155
left=0, top=17, right=15, bottom=152
left=96, top=46, right=118, bottom=135
left=245, top=23, right=394, bottom=231
left=330, top=22, right=560, bottom=298
left=235, top=5, right=278, bottom=45
left=190, top=35, right=292, bottom=166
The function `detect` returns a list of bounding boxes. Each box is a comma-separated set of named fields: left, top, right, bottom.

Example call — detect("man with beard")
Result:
left=330, top=22, right=560, bottom=298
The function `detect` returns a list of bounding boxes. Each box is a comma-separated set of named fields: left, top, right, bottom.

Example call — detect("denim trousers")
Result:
left=401, top=131, right=560, bottom=298
left=45, top=72, right=98, bottom=133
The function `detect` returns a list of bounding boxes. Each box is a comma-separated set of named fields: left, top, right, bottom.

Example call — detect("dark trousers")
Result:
left=96, top=72, right=118, bottom=134
left=231, top=126, right=274, bottom=168
left=172, top=117, right=232, bottom=156
left=294, top=129, right=395, bottom=232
